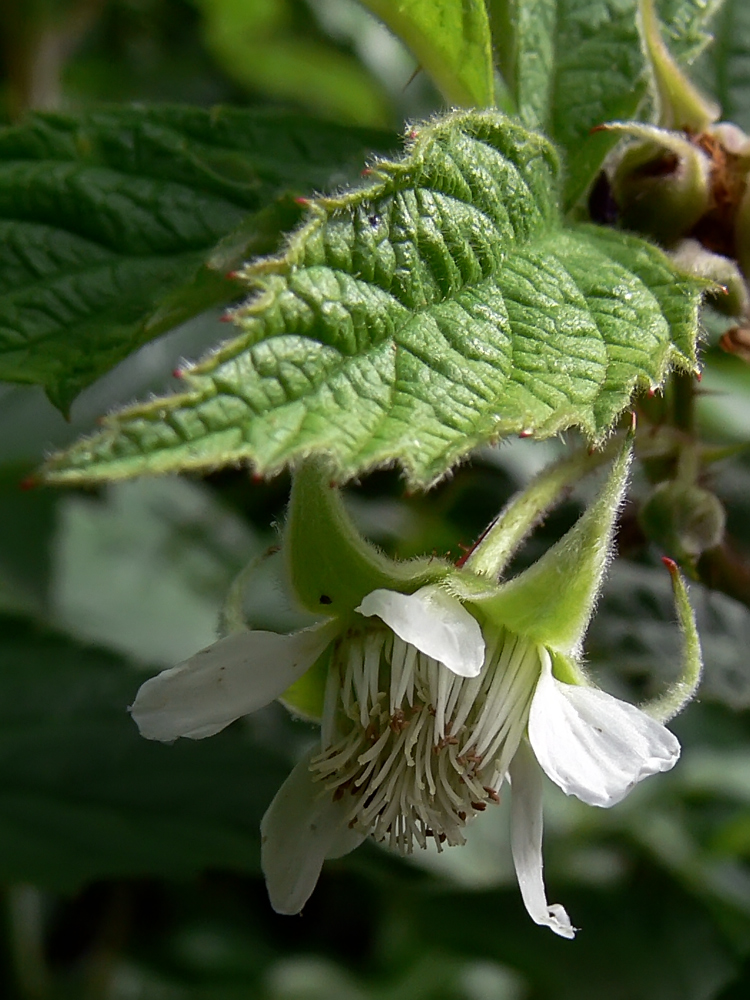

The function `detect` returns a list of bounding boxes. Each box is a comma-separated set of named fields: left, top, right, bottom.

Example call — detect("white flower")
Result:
left=131, top=439, right=701, bottom=937
left=131, top=583, right=680, bottom=938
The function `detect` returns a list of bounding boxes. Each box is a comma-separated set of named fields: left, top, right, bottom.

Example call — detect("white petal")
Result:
left=131, top=621, right=337, bottom=742
left=261, top=749, right=366, bottom=914
left=528, top=651, right=680, bottom=808
left=356, top=586, right=484, bottom=677
left=509, top=739, right=576, bottom=939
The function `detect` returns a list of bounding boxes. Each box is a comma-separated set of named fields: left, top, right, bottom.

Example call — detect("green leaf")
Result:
left=0, top=614, right=292, bottom=889
left=361, top=0, right=495, bottom=107
left=0, top=106, right=396, bottom=411
left=489, top=0, right=721, bottom=209
left=193, top=0, right=393, bottom=128
left=40, top=111, right=703, bottom=490
left=696, top=0, right=750, bottom=132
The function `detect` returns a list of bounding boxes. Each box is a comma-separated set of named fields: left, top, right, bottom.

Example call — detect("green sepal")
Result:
left=641, top=559, right=703, bottom=722
left=279, top=644, right=331, bottom=723
left=285, top=459, right=450, bottom=615
left=639, top=0, right=719, bottom=132
left=472, top=432, right=633, bottom=655
left=461, top=438, right=621, bottom=582
left=549, top=648, right=588, bottom=687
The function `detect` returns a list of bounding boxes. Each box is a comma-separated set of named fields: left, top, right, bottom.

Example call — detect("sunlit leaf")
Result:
left=40, top=111, right=702, bottom=489
left=361, top=0, right=495, bottom=107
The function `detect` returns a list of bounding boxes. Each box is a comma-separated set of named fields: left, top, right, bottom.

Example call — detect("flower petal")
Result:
left=528, top=651, right=680, bottom=807
left=509, top=739, right=576, bottom=939
left=356, top=586, right=484, bottom=677
left=131, top=621, right=338, bottom=742
left=261, top=748, right=366, bottom=914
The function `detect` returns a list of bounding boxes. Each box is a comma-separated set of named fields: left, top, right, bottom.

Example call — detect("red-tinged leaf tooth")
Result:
left=361, top=167, right=373, bottom=177
left=294, top=196, right=311, bottom=206
left=220, top=312, right=233, bottom=323
left=518, top=429, right=533, bottom=438
left=696, top=370, right=703, bottom=382
left=661, top=556, right=678, bottom=573
left=590, top=123, right=608, bottom=134
left=647, top=387, right=656, bottom=398
left=172, top=369, right=183, bottom=379
left=225, top=270, right=239, bottom=281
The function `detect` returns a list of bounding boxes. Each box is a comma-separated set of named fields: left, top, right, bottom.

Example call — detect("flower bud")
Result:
left=640, top=480, right=726, bottom=563
left=670, top=239, right=748, bottom=317
left=609, top=124, right=712, bottom=245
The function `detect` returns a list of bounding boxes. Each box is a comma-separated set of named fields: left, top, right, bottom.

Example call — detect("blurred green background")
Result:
left=3, top=1, right=750, bottom=997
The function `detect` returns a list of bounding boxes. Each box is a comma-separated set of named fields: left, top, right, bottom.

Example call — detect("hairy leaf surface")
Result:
left=0, top=106, right=395, bottom=411
left=41, top=111, right=703, bottom=489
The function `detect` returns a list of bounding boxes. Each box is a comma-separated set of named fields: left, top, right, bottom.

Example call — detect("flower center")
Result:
left=310, top=624, right=541, bottom=854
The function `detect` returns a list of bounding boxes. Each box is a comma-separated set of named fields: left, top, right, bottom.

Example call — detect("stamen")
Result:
left=310, top=622, right=542, bottom=855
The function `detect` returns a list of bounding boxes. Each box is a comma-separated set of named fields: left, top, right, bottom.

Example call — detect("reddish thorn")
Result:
left=19, top=475, right=38, bottom=491
left=361, top=167, right=373, bottom=177
left=172, top=368, right=183, bottom=379
left=518, top=429, right=533, bottom=438
left=647, top=387, right=656, bottom=398
left=294, top=196, right=311, bottom=206
left=696, top=371, right=703, bottom=382
left=661, top=556, right=678, bottom=574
